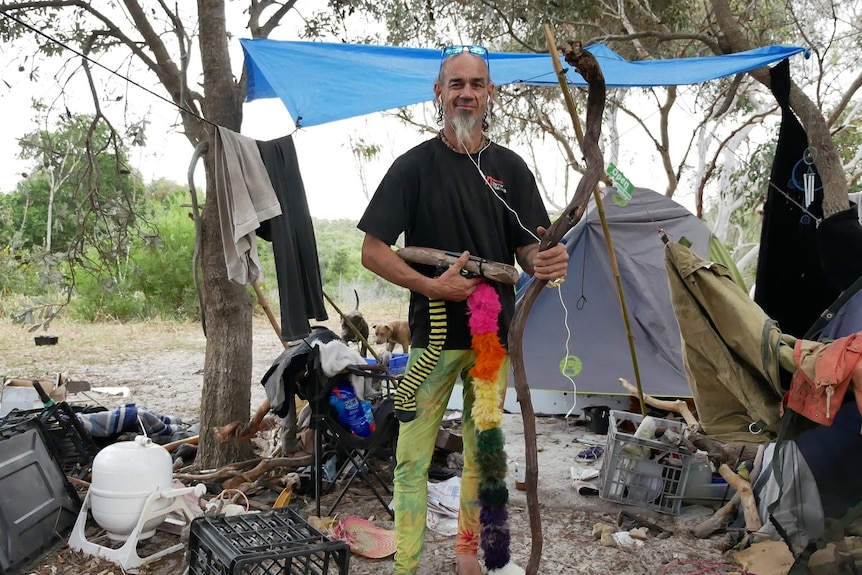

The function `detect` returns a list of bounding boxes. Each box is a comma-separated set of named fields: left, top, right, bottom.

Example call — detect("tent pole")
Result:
left=252, top=281, right=288, bottom=348
left=542, top=24, right=647, bottom=418
left=322, top=290, right=383, bottom=364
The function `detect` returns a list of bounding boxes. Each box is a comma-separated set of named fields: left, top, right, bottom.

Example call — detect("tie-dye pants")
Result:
left=392, top=348, right=510, bottom=574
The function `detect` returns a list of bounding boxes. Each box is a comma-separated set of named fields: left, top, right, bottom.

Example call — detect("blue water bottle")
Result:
left=360, top=400, right=376, bottom=434
left=332, top=383, right=370, bottom=437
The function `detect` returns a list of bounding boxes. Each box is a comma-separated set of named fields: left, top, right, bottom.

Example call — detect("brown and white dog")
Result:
left=373, top=320, right=411, bottom=353
left=341, top=289, right=369, bottom=357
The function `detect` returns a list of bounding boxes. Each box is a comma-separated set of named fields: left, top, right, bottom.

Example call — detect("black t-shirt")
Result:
left=358, top=136, right=550, bottom=349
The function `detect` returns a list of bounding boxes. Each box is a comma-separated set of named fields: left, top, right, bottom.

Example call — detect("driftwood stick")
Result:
left=618, top=378, right=700, bottom=430
left=173, top=458, right=263, bottom=481
left=215, top=399, right=274, bottom=443
left=174, top=455, right=312, bottom=486
left=220, top=456, right=313, bottom=490
left=717, top=463, right=761, bottom=531
left=689, top=432, right=742, bottom=467
left=161, top=434, right=200, bottom=453
left=691, top=492, right=741, bottom=538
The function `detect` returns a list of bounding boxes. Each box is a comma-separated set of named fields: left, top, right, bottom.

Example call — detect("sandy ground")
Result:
left=0, top=316, right=740, bottom=575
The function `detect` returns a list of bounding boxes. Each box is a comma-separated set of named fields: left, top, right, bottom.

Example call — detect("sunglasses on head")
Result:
left=441, top=45, right=489, bottom=62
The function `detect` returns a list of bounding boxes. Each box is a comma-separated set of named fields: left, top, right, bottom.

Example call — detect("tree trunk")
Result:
left=195, top=0, right=254, bottom=468
left=710, top=0, right=849, bottom=218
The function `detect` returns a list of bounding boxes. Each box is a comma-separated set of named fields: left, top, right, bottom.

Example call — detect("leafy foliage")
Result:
left=2, top=177, right=403, bottom=321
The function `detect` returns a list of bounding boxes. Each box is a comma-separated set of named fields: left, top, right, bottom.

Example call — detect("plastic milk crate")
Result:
left=365, top=353, right=409, bottom=374
left=0, top=402, right=99, bottom=480
left=599, top=410, right=694, bottom=515
left=187, top=507, right=350, bottom=575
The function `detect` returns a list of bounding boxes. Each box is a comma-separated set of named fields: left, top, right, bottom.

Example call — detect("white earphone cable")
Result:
left=460, top=137, right=578, bottom=419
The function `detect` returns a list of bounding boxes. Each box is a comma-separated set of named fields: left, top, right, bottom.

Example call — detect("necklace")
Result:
left=438, top=130, right=490, bottom=155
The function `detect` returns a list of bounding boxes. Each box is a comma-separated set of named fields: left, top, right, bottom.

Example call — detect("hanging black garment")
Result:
left=816, top=204, right=862, bottom=292
left=753, top=58, right=838, bottom=339
left=256, top=135, right=328, bottom=341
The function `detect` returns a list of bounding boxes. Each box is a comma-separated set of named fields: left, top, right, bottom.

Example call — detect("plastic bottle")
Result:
left=620, top=415, right=657, bottom=460
left=330, top=383, right=370, bottom=437
left=360, top=400, right=376, bottom=435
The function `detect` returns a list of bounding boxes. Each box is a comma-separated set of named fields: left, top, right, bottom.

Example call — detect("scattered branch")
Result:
left=617, top=378, right=700, bottom=430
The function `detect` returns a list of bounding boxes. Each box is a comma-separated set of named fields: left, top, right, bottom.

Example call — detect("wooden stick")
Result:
left=215, top=399, right=274, bottom=443
left=717, top=463, right=761, bottom=531
left=174, top=458, right=263, bottom=481
left=174, top=455, right=312, bottom=485
left=161, top=434, right=200, bottom=453
left=618, top=378, right=700, bottom=430
left=691, top=492, right=741, bottom=538
left=507, top=27, right=608, bottom=575
left=322, top=290, right=383, bottom=364
left=224, top=456, right=312, bottom=486
left=253, top=281, right=285, bottom=345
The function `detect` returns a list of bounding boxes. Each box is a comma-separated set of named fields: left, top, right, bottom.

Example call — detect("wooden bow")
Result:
left=508, top=27, right=607, bottom=575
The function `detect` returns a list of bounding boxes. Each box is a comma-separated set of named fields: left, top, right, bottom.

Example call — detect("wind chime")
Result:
left=798, top=146, right=818, bottom=226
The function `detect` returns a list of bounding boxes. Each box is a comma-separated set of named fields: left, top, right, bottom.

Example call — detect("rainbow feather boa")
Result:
left=467, top=282, right=512, bottom=572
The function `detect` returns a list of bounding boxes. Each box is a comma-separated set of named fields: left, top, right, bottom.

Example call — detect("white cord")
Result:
left=558, top=286, right=579, bottom=420
left=461, top=137, right=577, bottom=414
left=462, top=139, right=541, bottom=243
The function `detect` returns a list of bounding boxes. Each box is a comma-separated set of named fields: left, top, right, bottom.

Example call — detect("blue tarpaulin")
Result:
left=240, top=39, right=806, bottom=128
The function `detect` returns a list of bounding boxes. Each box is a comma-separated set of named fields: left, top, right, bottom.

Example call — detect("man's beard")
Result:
left=449, top=110, right=481, bottom=151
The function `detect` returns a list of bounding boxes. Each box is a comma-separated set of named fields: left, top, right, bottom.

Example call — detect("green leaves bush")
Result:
left=3, top=183, right=403, bottom=323
left=69, top=191, right=199, bottom=320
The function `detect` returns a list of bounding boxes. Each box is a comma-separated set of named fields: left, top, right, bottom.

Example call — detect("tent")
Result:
left=239, top=39, right=806, bottom=128
left=501, top=187, right=720, bottom=415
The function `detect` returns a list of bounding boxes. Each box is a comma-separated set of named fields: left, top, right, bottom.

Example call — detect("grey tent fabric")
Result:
left=664, top=240, right=797, bottom=443
left=516, top=187, right=712, bottom=399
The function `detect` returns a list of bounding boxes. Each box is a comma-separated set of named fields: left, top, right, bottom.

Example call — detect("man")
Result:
left=357, top=45, right=569, bottom=575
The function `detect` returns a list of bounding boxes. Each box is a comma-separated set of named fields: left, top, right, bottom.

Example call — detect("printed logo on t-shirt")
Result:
left=485, top=176, right=507, bottom=197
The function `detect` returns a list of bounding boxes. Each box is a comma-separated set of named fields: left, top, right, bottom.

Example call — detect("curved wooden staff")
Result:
left=508, top=27, right=606, bottom=575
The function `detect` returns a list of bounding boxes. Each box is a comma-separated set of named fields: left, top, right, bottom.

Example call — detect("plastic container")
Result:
left=0, top=401, right=99, bottom=479
left=683, top=453, right=735, bottom=507
left=365, top=353, right=409, bottom=374
left=89, top=436, right=174, bottom=540
left=360, top=399, right=376, bottom=434
left=0, top=426, right=80, bottom=573
left=329, top=384, right=370, bottom=437
left=388, top=354, right=409, bottom=374
left=582, top=405, right=610, bottom=434
left=187, top=507, right=350, bottom=575
left=599, top=410, right=693, bottom=515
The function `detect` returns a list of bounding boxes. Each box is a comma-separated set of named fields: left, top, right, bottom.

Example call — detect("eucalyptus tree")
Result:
left=0, top=1, right=307, bottom=467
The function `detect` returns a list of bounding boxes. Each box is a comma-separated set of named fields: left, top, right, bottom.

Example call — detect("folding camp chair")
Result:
left=303, top=344, right=400, bottom=519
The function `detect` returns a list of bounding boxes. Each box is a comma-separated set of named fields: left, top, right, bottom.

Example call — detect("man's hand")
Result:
left=532, top=226, right=569, bottom=282
left=429, top=251, right=481, bottom=301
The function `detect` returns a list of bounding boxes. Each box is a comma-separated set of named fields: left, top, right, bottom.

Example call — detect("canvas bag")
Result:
left=664, top=240, right=795, bottom=443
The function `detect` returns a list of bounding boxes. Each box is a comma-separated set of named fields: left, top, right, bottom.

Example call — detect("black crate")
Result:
left=187, top=507, right=350, bottom=575
left=0, top=402, right=99, bottom=479
left=0, top=427, right=80, bottom=574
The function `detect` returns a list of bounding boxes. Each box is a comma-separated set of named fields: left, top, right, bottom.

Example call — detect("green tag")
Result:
left=607, top=163, right=634, bottom=202
left=559, top=355, right=583, bottom=378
